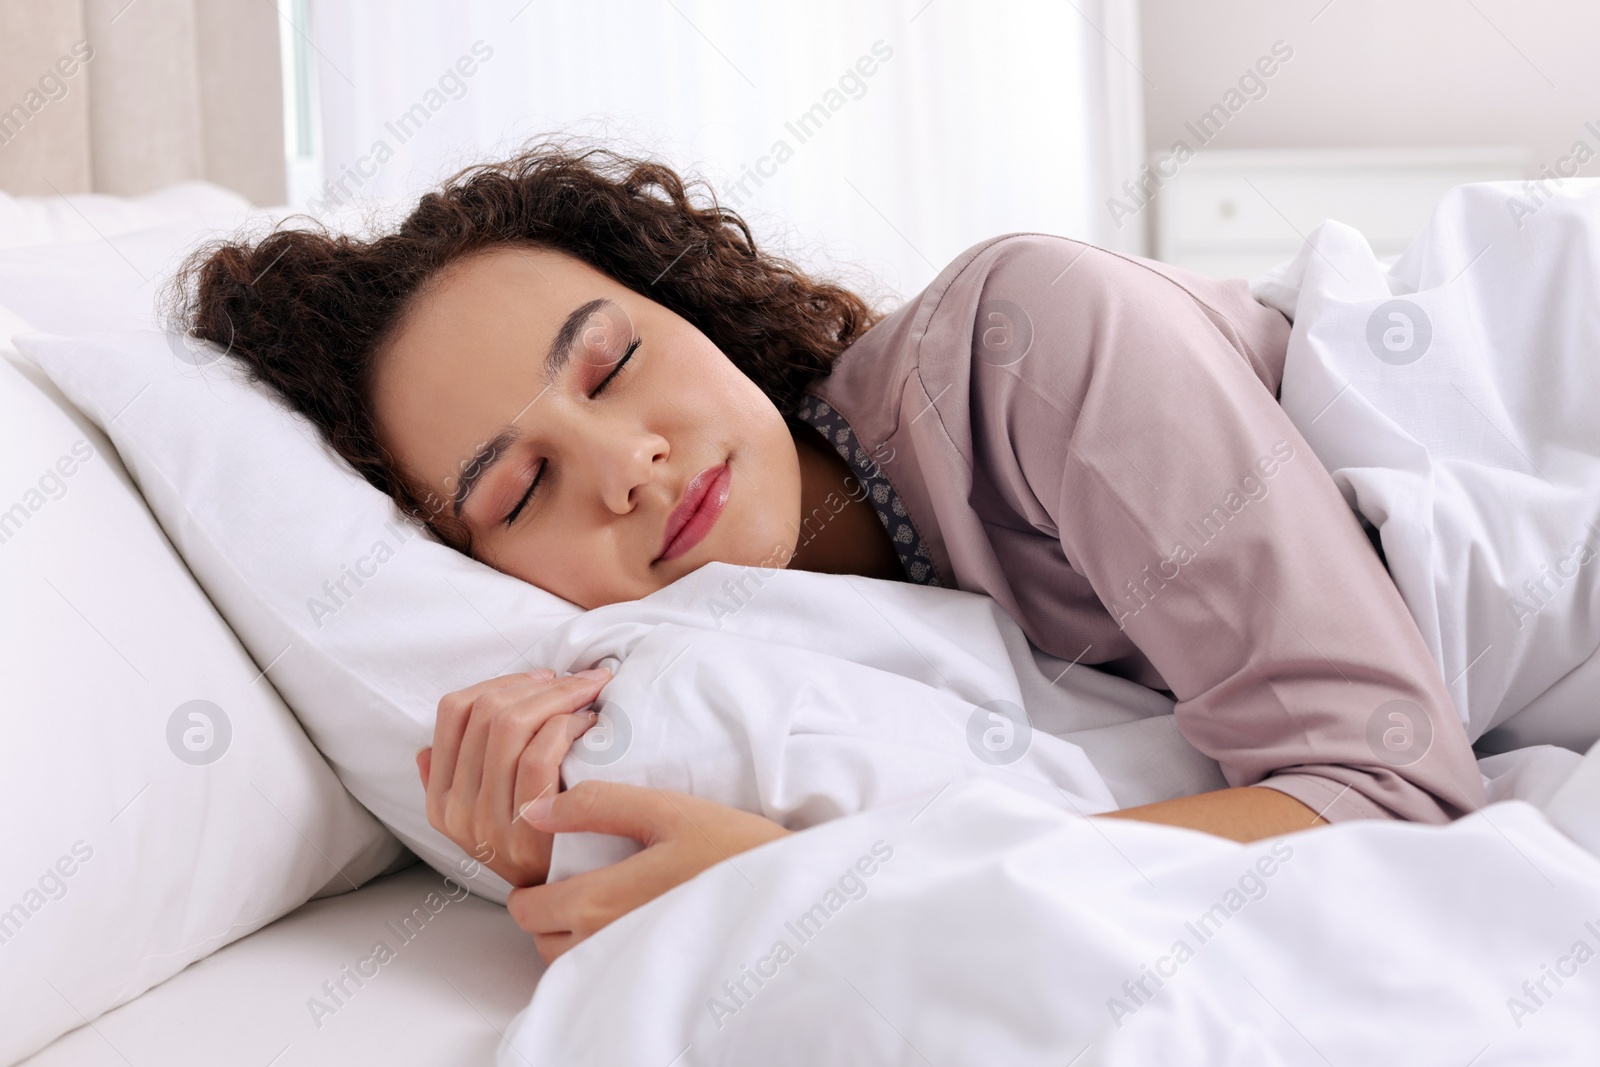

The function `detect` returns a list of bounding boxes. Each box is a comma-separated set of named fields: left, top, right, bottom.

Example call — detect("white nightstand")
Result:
left=1152, top=147, right=1527, bottom=279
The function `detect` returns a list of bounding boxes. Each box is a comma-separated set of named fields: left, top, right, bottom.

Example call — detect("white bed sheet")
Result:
left=18, top=862, right=544, bottom=1067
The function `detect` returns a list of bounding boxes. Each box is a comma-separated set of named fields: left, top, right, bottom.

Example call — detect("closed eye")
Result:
left=591, top=336, right=640, bottom=397
left=502, top=462, right=542, bottom=526
left=502, top=336, right=639, bottom=527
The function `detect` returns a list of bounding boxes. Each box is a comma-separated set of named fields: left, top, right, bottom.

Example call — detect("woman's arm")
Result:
left=504, top=780, right=1323, bottom=963
left=958, top=238, right=1487, bottom=824
left=1099, top=785, right=1325, bottom=842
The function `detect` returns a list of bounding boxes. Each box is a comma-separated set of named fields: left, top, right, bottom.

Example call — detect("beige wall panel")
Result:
left=0, top=0, right=94, bottom=194
left=83, top=0, right=205, bottom=195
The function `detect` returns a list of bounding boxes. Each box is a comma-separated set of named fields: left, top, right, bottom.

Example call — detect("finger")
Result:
left=532, top=932, right=576, bottom=965
left=416, top=747, right=431, bottom=788
left=508, top=711, right=597, bottom=828
left=505, top=844, right=663, bottom=958
left=427, top=671, right=548, bottom=822
left=442, top=672, right=574, bottom=830
left=506, top=876, right=586, bottom=938
left=522, top=779, right=674, bottom=843
left=476, top=676, right=609, bottom=833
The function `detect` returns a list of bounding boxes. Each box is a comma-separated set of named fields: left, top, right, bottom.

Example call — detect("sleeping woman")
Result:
left=176, top=140, right=1487, bottom=963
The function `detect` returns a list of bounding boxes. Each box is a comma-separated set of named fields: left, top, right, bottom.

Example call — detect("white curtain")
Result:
left=301, top=0, right=1145, bottom=300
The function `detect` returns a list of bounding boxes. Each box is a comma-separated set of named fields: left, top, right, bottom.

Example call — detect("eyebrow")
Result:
left=448, top=297, right=614, bottom=517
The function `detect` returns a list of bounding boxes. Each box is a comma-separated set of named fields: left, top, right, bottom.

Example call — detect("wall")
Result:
left=1139, top=0, right=1600, bottom=182
left=0, top=0, right=285, bottom=202
left=0, top=0, right=93, bottom=194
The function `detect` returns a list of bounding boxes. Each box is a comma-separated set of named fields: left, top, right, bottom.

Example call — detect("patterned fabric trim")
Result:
left=794, top=394, right=944, bottom=587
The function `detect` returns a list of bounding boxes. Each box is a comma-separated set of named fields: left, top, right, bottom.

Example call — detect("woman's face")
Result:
left=370, top=244, right=804, bottom=608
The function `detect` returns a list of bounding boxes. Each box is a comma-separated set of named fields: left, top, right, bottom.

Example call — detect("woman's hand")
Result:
left=507, top=781, right=791, bottom=964
left=415, top=667, right=612, bottom=888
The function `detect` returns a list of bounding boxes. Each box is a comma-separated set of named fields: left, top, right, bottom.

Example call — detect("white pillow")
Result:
left=0, top=215, right=275, bottom=337
left=0, top=191, right=401, bottom=338
left=0, top=321, right=406, bottom=1064
left=20, top=328, right=586, bottom=904
left=0, top=181, right=251, bottom=251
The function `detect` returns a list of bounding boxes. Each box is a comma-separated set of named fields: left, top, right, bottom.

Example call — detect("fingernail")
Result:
left=520, top=795, right=555, bottom=824
left=575, top=667, right=610, bottom=680
left=529, top=668, right=557, bottom=680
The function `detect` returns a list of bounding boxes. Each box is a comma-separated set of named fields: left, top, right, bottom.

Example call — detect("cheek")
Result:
left=675, top=348, right=797, bottom=496
left=492, top=528, right=634, bottom=609
left=677, top=354, right=750, bottom=417
left=735, top=424, right=804, bottom=559
left=715, top=365, right=788, bottom=449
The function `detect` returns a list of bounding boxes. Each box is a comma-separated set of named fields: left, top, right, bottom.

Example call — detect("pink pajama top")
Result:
left=794, top=233, right=1486, bottom=824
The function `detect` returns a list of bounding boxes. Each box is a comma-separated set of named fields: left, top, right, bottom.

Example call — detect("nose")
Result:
left=582, top=422, right=669, bottom=515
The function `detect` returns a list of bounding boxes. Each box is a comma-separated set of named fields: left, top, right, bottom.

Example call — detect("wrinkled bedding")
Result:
left=1259, top=178, right=1600, bottom=754
left=506, top=748, right=1600, bottom=1065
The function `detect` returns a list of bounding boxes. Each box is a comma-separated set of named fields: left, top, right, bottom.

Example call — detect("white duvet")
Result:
left=1259, top=179, right=1600, bottom=753
left=504, top=755, right=1600, bottom=1066
left=502, top=182, right=1600, bottom=1063
left=539, top=564, right=1226, bottom=881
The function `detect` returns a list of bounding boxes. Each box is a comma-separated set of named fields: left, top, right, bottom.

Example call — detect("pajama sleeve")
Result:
left=964, top=237, right=1485, bottom=824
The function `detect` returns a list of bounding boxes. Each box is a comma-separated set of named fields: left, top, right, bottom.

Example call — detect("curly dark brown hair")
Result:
left=169, top=136, right=888, bottom=551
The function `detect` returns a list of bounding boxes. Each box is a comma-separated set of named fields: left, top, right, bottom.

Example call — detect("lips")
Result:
left=657, top=463, right=731, bottom=563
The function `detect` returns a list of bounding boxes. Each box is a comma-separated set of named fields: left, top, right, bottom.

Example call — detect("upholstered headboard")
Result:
left=0, top=0, right=284, bottom=203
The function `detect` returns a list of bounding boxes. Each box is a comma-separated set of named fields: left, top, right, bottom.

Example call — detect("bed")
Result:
left=6, top=178, right=1600, bottom=1066
left=19, top=863, right=544, bottom=1066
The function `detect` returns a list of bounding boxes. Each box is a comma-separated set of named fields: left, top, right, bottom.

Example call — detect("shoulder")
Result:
left=917, top=232, right=1288, bottom=395
left=910, top=233, right=1215, bottom=362
left=807, top=231, right=1259, bottom=430
left=810, top=234, right=1139, bottom=409
left=933, top=231, right=1218, bottom=320
left=828, top=232, right=1158, bottom=369
left=906, top=233, right=1174, bottom=381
